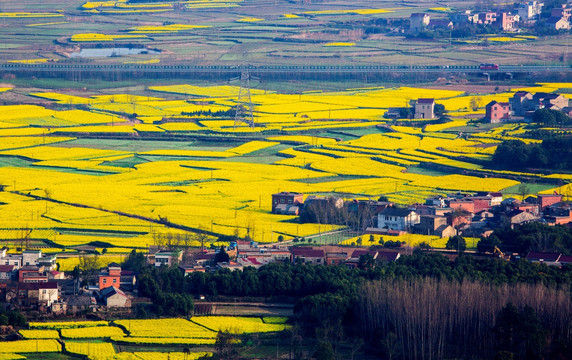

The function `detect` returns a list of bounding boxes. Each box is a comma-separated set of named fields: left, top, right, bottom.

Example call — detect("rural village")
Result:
left=2, top=0, right=572, bottom=359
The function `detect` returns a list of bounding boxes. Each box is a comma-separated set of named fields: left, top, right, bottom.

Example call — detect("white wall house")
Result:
left=377, top=208, right=420, bottom=232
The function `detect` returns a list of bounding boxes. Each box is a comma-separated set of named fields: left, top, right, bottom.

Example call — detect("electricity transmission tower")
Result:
left=232, top=66, right=255, bottom=128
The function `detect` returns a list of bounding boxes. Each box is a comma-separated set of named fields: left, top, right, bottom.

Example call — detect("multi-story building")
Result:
left=412, top=98, right=435, bottom=119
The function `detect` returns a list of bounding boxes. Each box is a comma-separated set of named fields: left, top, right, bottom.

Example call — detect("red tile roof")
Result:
left=417, top=98, right=435, bottom=104
left=350, top=250, right=378, bottom=259
left=527, top=251, right=561, bottom=262
left=0, top=265, right=14, bottom=272
left=291, top=248, right=324, bottom=258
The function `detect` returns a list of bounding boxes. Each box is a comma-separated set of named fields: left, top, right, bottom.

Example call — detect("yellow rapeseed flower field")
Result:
left=61, top=326, right=126, bottom=339
left=65, top=341, right=116, bottom=359
left=191, top=316, right=291, bottom=333
left=19, top=330, right=60, bottom=339
left=0, top=340, right=61, bottom=353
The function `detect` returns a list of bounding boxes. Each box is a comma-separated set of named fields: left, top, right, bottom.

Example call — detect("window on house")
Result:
left=280, top=199, right=285, bottom=203
left=317, top=259, right=321, bottom=263
left=113, top=279, right=117, bottom=283
left=42, top=290, right=46, bottom=294
left=103, top=279, right=107, bottom=283
left=288, top=199, right=292, bottom=204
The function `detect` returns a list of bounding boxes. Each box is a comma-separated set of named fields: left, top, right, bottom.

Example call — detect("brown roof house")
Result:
left=66, top=294, right=96, bottom=314
left=527, top=251, right=562, bottom=266
left=412, top=98, right=435, bottom=119
left=0, top=265, right=15, bottom=280
left=290, top=247, right=325, bottom=265
left=485, top=101, right=511, bottom=123
left=272, top=192, right=303, bottom=214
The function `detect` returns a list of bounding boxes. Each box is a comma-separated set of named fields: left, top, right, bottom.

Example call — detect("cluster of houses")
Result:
left=272, top=190, right=571, bottom=240
left=0, top=248, right=135, bottom=314
left=410, top=2, right=572, bottom=32
left=486, top=91, right=571, bottom=123
left=379, top=192, right=571, bottom=239
left=153, top=242, right=401, bottom=275
left=383, top=91, right=571, bottom=123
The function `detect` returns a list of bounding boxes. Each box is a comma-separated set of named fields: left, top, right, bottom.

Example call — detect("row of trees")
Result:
left=477, top=222, right=572, bottom=255
left=492, top=137, right=572, bottom=171
left=357, top=278, right=571, bottom=359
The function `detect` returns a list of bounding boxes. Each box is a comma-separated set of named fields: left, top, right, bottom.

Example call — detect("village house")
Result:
left=22, top=250, right=42, bottom=267
left=304, top=195, right=344, bottom=210
left=514, top=202, right=540, bottom=216
left=178, top=264, right=206, bottom=276
left=7, top=281, right=59, bottom=309
left=452, top=10, right=478, bottom=24
left=530, top=92, right=568, bottom=111
left=527, top=251, right=562, bottom=266
left=412, top=98, right=435, bottom=119
left=100, top=286, right=131, bottom=308
left=516, top=1, right=544, bottom=21
left=475, top=11, right=498, bottom=25
left=485, top=100, right=511, bottom=123
left=98, top=263, right=121, bottom=291
left=19, top=265, right=47, bottom=283
left=0, top=265, right=15, bottom=280
left=551, top=4, right=571, bottom=21
left=271, top=192, right=304, bottom=214
left=427, top=19, right=454, bottom=30
left=344, top=249, right=378, bottom=268
left=502, top=209, right=539, bottom=227
left=497, top=12, right=519, bottom=31
left=377, top=207, right=420, bottom=232
left=0, top=248, right=23, bottom=269
left=469, top=197, right=494, bottom=213
left=545, top=17, right=571, bottom=30
left=538, top=194, right=563, bottom=212
left=325, top=252, right=350, bottom=266
left=154, top=250, right=182, bottom=267
left=414, top=215, right=456, bottom=238
left=510, top=91, right=533, bottom=116
left=37, top=254, right=58, bottom=271
left=410, top=13, right=430, bottom=32
left=447, top=198, right=476, bottom=214
left=377, top=250, right=401, bottom=264
left=37, top=282, right=59, bottom=307
left=290, top=247, right=325, bottom=264
left=65, top=294, right=96, bottom=314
